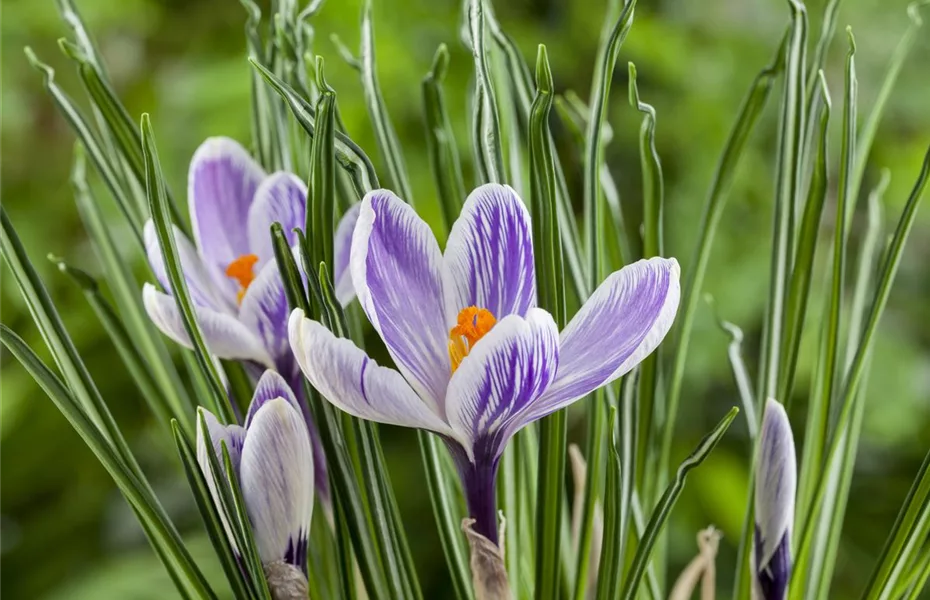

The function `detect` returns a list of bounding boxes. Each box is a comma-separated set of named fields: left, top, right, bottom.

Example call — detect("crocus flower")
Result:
left=753, top=399, right=797, bottom=600
left=197, top=370, right=313, bottom=590
left=142, top=136, right=359, bottom=379
left=288, top=183, right=680, bottom=543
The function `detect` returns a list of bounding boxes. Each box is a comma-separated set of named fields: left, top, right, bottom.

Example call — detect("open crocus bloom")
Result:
left=197, top=371, right=313, bottom=580
left=753, top=399, right=797, bottom=600
left=289, top=183, right=680, bottom=543
left=143, top=136, right=359, bottom=377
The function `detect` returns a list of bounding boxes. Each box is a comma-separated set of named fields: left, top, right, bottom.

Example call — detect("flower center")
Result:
left=225, top=254, right=259, bottom=305
left=448, top=306, right=496, bottom=373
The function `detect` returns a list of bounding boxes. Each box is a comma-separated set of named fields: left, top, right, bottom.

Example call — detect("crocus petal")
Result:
left=143, top=220, right=233, bottom=312
left=442, top=183, right=536, bottom=321
left=238, top=259, right=289, bottom=368
left=239, top=398, right=314, bottom=568
left=196, top=408, right=246, bottom=553
left=288, top=309, right=457, bottom=437
left=247, top=172, right=308, bottom=267
left=445, top=308, right=559, bottom=462
left=245, top=370, right=302, bottom=428
left=753, top=529, right=791, bottom=600
left=351, top=190, right=450, bottom=403
left=143, top=283, right=275, bottom=367
left=189, top=137, right=266, bottom=290
left=333, top=203, right=361, bottom=306
left=754, top=399, right=796, bottom=570
left=531, top=257, right=680, bottom=419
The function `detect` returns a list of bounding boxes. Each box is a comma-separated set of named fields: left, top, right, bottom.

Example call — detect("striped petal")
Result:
left=189, top=137, right=266, bottom=294
left=143, top=220, right=233, bottom=312
left=288, top=309, right=456, bottom=437
left=754, top=399, right=796, bottom=573
left=333, top=203, right=361, bottom=306
left=443, top=184, right=536, bottom=322
left=351, top=190, right=450, bottom=404
left=530, top=257, right=680, bottom=420
left=445, top=308, right=558, bottom=463
left=247, top=172, right=308, bottom=267
left=238, top=259, right=289, bottom=369
left=143, top=283, right=274, bottom=367
left=245, top=370, right=302, bottom=428
left=239, top=398, right=314, bottom=569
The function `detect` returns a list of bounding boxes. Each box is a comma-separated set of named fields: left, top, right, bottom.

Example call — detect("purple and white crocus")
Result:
left=142, top=136, right=358, bottom=379
left=288, top=183, right=681, bottom=543
left=197, top=371, right=313, bottom=589
left=142, top=137, right=359, bottom=497
left=753, top=399, right=797, bottom=600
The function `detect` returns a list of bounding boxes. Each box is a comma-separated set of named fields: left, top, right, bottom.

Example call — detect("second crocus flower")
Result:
left=289, top=183, right=680, bottom=544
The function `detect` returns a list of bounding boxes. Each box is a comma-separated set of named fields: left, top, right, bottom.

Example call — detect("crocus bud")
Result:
left=753, top=399, right=797, bottom=600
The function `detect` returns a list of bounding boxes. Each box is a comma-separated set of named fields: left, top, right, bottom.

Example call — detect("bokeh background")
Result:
left=2, top=0, right=929, bottom=597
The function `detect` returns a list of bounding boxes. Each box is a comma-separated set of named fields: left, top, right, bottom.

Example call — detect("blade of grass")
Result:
left=620, top=407, right=739, bottom=600
left=465, top=0, right=504, bottom=183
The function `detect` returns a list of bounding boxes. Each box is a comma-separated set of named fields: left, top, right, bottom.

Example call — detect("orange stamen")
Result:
left=226, top=254, right=259, bottom=305
left=448, top=306, right=496, bottom=372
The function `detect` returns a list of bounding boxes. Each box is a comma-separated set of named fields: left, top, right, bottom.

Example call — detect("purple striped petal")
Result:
left=754, top=399, right=796, bottom=573
left=445, top=308, right=558, bottom=463
left=754, top=528, right=791, bottom=600
left=238, top=259, right=289, bottom=368
left=351, top=190, right=450, bottom=403
left=188, top=137, right=266, bottom=291
left=442, top=184, right=536, bottom=322
left=239, top=398, right=314, bottom=569
left=248, top=172, right=308, bottom=267
left=334, top=203, right=361, bottom=306
left=245, top=370, right=302, bottom=429
left=143, top=220, right=233, bottom=312
left=288, top=309, right=457, bottom=437
left=143, top=283, right=274, bottom=367
left=530, top=257, right=680, bottom=420
left=196, top=408, right=246, bottom=553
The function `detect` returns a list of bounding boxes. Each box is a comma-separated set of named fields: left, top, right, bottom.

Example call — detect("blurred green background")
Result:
left=2, top=0, right=929, bottom=597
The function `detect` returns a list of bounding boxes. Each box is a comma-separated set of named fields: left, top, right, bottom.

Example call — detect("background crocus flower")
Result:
left=197, top=371, right=313, bottom=588
left=289, top=183, right=680, bottom=543
left=753, top=399, right=797, bottom=600
left=142, top=136, right=359, bottom=378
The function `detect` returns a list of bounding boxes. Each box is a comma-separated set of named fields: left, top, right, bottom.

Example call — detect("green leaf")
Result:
left=620, top=407, right=739, bottom=600
left=308, top=57, right=338, bottom=269
left=594, top=408, right=624, bottom=600
left=71, top=144, right=194, bottom=433
left=0, top=326, right=216, bottom=599
left=663, top=35, right=784, bottom=479
left=141, top=114, right=236, bottom=424
left=465, top=0, right=505, bottom=183
left=359, top=0, right=414, bottom=203
left=422, top=44, right=467, bottom=229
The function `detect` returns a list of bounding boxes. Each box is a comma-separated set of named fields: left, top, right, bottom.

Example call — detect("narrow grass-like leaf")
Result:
left=359, top=0, right=414, bottom=202
left=24, top=48, right=144, bottom=245
left=309, top=57, right=337, bottom=268
left=142, top=114, right=235, bottom=424
left=50, top=257, right=173, bottom=430
left=0, top=326, right=217, bottom=598
left=422, top=44, right=467, bottom=228
left=528, top=44, right=570, bottom=600
left=620, top=407, right=738, bottom=600
left=779, top=72, right=831, bottom=405
left=860, top=448, right=930, bottom=600
left=71, top=145, right=194, bottom=432
left=594, top=408, right=623, bottom=600
left=251, top=59, right=378, bottom=194
left=465, top=0, right=504, bottom=183
left=709, top=306, right=758, bottom=438
left=758, top=0, right=806, bottom=402
left=847, top=1, right=927, bottom=211
left=663, top=37, right=784, bottom=477
left=794, top=146, right=930, bottom=586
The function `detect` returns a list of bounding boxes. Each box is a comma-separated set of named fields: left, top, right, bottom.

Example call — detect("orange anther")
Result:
left=226, top=254, right=259, bottom=305
left=448, top=306, right=496, bottom=372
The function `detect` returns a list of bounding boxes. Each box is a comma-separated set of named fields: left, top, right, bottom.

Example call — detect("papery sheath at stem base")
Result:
left=462, top=518, right=512, bottom=600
